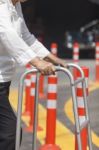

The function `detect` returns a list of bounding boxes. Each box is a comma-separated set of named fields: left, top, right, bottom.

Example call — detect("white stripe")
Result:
left=74, top=47, right=79, bottom=52
left=77, top=97, right=84, bottom=108
left=31, top=75, right=36, bottom=82
left=96, top=60, right=99, bottom=65
left=79, top=116, right=86, bottom=125
left=51, top=48, right=57, bottom=54
left=96, top=53, right=99, bottom=58
left=96, top=47, right=99, bottom=51
left=30, top=88, right=35, bottom=96
left=48, top=84, right=57, bottom=93
left=73, top=55, right=79, bottom=60
left=77, top=81, right=82, bottom=88
left=25, top=79, right=31, bottom=86
left=49, top=74, right=57, bottom=78
left=47, top=100, right=57, bottom=109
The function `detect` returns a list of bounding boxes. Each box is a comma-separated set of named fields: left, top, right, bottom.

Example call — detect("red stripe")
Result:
left=96, top=51, right=99, bottom=54
left=73, top=52, right=79, bottom=55
left=76, top=67, right=89, bottom=77
left=30, top=95, right=35, bottom=99
left=47, top=93, right=57, bottom=99
left=74, top=60, right=79, bottom=62
left=26, top=74, right=31, bottom=79
left=48, top=78, right=57, bottom=84
left=77, top=88, right=88, bottom=96
left=78, top=108, right=86, bottom=116
left=26, top=63, right=31, bottom=68
left=73, top=43, right=79, bottom=48
left=51, top=43, right=58, bottom=49
left=31, top=83, right=35, bottom=88
left=96, top=42, right=99, bottom=47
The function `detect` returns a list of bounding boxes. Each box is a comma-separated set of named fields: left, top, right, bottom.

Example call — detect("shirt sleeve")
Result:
left=16, top=2, right=50, bottom=59
left=16, top=2, right=36, bottom=46
left=30, top=39, right=50, bottom=59
left=0, top=2, right=37, bottom=66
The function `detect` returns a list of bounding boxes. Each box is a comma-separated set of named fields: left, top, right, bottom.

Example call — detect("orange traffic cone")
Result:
left=73, top=42, right=79, bottom=79
left=39, top=74, right=61, bottom=150
left=25, top=73, right=43, bottom=132
left=95, top=42, right=99, bottom=82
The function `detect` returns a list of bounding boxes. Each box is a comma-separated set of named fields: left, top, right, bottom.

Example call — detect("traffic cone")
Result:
left=25, top=74, right=43, bottom=132
left=95, top=42, right=99, bottom=82
left=39, top=75, right=46, bottom=99
left=39, top=74, right=61, bottom=150
left=51, top=43, right=58, bottom=56
left=73, top=42, right=79, bottom=79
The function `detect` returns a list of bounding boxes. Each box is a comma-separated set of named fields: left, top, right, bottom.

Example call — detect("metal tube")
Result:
left=15, top=69, right=38, bottom=150
left=32, top=73, right=39, bottom=150
left=71, top=85, right=82, bottom=150
left=15, top=76, right=25, bottom=150
left=15, top=65, right=92, bottom=150
left=82, top=80, right=93, bottom=150
left=55, top=66, right=74, bottom=84
left=67, top=63, right=85, bottom=78
left=73, top=77, right=84, bottom=86
left=80, top=120, right=89, bottom=132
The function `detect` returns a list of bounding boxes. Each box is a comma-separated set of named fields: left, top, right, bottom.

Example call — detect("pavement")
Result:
left=9, top=60, right=99, bottom=150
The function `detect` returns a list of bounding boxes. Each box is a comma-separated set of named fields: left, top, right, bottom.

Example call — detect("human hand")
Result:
left=30, top=57, right=55, bottom=75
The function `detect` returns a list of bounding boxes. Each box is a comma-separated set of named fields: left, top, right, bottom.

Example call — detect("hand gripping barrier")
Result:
left=15, top=64, right=93, bottom=150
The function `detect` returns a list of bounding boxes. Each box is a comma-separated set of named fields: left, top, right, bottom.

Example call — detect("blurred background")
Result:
left=22, top=0, right=99, bottom=58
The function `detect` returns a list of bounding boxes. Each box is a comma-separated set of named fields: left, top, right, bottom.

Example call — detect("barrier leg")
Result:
left=22, top=74, right=31, bottom=116
left=22, top=64, right=31, bottom=116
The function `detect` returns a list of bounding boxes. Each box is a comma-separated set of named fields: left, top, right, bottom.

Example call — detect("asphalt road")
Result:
left=10, top=60, right=99, bottom=150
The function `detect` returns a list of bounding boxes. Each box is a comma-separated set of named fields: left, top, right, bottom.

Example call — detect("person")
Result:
left=0, top=0, right=66, bottom=149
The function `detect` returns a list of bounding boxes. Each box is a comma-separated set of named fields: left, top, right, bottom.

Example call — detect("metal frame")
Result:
left=15, top=64, right=93, bottom=150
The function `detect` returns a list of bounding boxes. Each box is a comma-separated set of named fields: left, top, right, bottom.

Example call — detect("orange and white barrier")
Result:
left=51, top=43, right=58, bottom=56
left=25, top=73, right=36, bottom=131
left=95, top=42, right=99, bottom=82
left=39, top=75, right=46, bottom=99
left=75, top=67, right=89, bottom=150
left=38, top=42, right=58, bottom=100
left=73, top=42, right=79, bottom=64
left=73, top=42, right=80, bottom=79
left=39, top=74, right=61, bottom=150
left=24, top=73, right=42, bottom=132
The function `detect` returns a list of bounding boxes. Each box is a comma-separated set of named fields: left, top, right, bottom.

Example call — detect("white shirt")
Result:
left=0, top=0, right=50, bottom=82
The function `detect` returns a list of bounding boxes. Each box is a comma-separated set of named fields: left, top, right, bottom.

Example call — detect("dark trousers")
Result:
left=0, top=82, right=16, bottom=150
